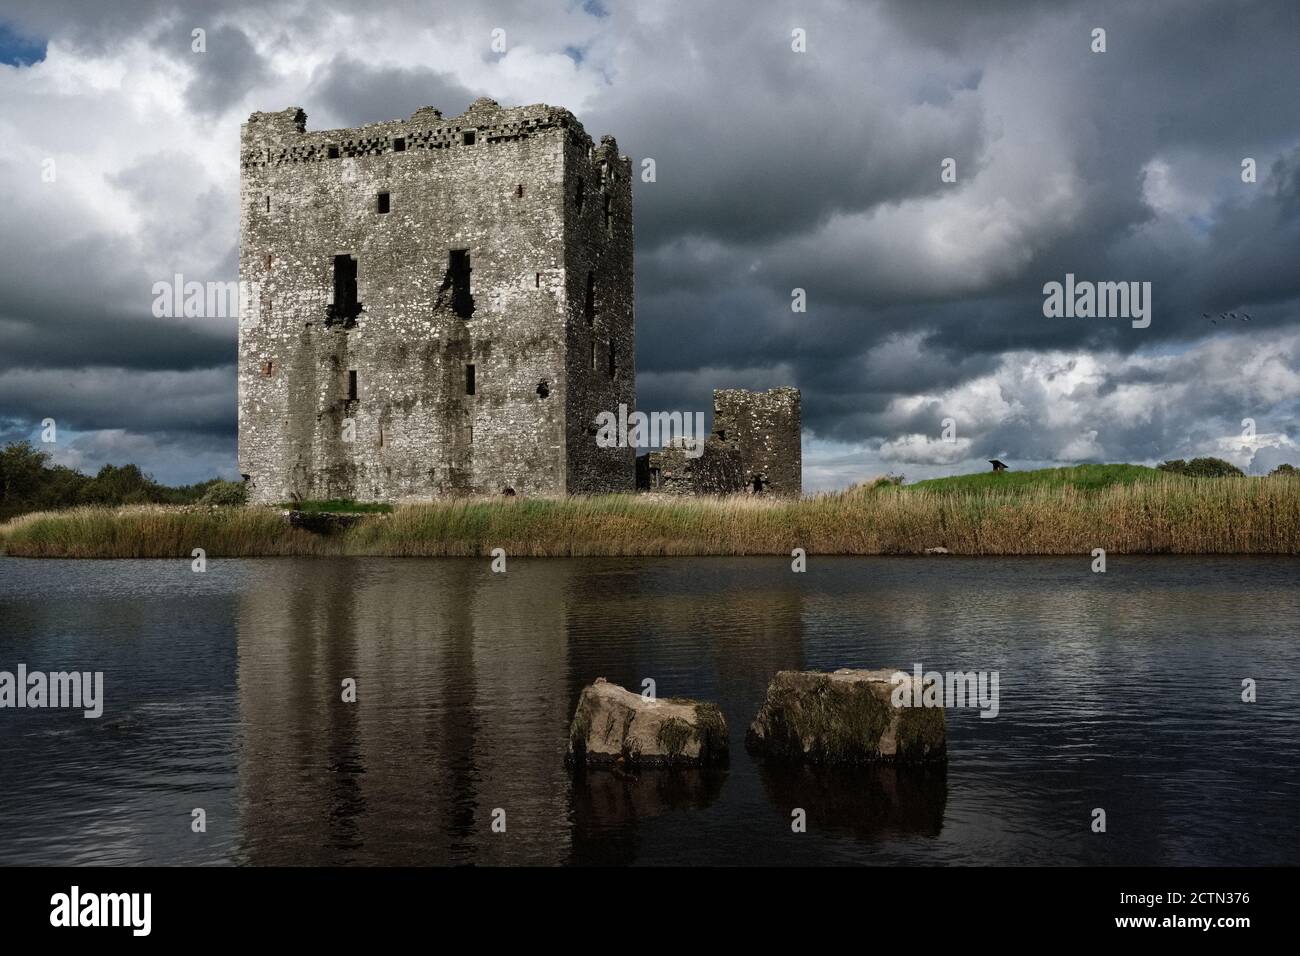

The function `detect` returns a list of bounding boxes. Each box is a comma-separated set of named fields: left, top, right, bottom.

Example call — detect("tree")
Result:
left=0, top=441, right=52, bottom=504
left=0, top=440, right=242, bottom=520
left=78, top=464, right=159, bottom=505
left=1157, top=457, right=1245, bottom=478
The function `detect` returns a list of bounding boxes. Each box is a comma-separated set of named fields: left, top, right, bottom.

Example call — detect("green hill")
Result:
left=906, top=463, right=1162, bottom=493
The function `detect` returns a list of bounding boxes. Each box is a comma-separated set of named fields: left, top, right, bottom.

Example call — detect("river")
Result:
left=1, top=555, right=1296, bottom=865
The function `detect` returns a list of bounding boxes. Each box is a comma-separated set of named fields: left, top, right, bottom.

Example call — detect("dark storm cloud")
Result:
left=179, top=23, right=272, bottom=115
left=0, top=0, right=1297, bottom=486
left=304, top=55, right=481, bottom=129
left=585, top=6, right=986, bottom=251
left=0, top=149, right=235, bottom=380
left=616, top=0, right=1300, bottom=468
left=0, top=1, right=257, bottom=53
left=0, top=366, right=235, bottom=435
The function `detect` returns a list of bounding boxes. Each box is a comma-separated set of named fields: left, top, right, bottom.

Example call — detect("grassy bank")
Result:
left=2, top=468, right=1298, bottom=558
left=908, top=463, right=1161, bottom=493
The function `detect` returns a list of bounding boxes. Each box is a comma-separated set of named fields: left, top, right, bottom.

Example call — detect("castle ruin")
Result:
left=238, top=98, right=800, bottom=502
left=636, top=388, right=802, bottom=496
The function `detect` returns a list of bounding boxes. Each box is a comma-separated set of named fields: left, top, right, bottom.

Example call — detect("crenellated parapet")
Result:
left=240, top=98, right=614, bottom=170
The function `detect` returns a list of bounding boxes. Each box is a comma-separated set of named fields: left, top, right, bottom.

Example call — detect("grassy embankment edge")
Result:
left=2, top=466, right=1297, bottom=558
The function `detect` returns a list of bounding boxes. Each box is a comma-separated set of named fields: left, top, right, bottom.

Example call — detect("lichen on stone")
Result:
left=747, top=669, right=946, bottom=766
left=656, top=717, right=694, bottom=757
left=692, top=702, right=729, bottom=760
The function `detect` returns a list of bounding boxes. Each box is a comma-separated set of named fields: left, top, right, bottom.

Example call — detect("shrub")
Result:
left=199, top=480, right=249, bottom=506
left=1270, top=463, right=1297, bottom=476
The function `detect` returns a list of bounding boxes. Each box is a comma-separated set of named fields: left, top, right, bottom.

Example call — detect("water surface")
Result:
left=1, top=555, right=1297, bottom=865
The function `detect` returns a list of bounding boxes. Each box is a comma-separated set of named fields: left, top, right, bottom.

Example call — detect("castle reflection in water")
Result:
left=232, top=557, right=946, bottom=864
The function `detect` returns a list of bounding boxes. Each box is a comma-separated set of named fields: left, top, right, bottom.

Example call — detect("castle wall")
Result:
left=563, top=135, right=636, bottom=493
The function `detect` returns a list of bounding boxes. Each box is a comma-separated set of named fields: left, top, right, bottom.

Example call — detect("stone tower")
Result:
left=711, top=387, right=802, bottom=496
left=237, top=98, right=635, bottom=503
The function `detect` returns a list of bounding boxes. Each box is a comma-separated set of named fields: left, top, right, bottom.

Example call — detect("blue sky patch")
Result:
left=0, top=21, right=46, bottom=67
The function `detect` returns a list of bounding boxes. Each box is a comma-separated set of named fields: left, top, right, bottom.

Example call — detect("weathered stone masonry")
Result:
left=637, top=388, right=802, bottom=497
left=238, top=96, right=801, bottom=502
left=238, top=97, right=635, bottom=503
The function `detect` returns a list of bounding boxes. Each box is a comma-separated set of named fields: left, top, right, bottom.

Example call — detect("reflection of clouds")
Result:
left=7, top=553, right=1295, bottom=864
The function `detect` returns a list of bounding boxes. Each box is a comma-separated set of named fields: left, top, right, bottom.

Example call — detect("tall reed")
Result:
left=1, top=475, right=1297, bottom=558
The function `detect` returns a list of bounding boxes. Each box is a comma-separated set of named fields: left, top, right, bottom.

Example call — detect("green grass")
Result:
left=278, top=499, right=394, bottom=513
left=2, top=469, right=1298, bottom=557
left=906, top=463, right=1160, bottom=493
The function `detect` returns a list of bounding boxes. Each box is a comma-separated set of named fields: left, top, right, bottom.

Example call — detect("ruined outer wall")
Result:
left=564, top=133, right=636, bottom=492
left=238, top=99, right=589, bottom=503
left=712, top=387, right=802, bottom=496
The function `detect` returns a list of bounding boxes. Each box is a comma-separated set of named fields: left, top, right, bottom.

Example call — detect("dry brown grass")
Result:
left=1, top=475, right=1297, bottom=558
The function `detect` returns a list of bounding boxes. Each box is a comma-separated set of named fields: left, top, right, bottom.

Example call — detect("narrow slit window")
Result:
left=392, top=136, right=406, bottom=152
left=465, top=364, right=476, bottom=395
left=377, top=191, right=390, bottom=214
left=447, top=250, right=474, bottom=319
left=265, top=195, right=270, bottom=212
left=515, top=184, right=524, bottom=198
left=347, top=369, right=358, bottom=401
left=535, top=272, right=541, bottom=288
left=265, top=252, right=272, bottom=270
left=584, top=271, right=595, bottom=326
left=575, top=177, right=584, bottom=212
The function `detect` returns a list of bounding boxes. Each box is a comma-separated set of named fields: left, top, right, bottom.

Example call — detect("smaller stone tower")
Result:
left=711, top=387, right=802, bottom=496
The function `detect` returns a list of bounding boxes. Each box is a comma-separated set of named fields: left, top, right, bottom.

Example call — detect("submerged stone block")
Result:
left=567, top=678, right=729, bottom=768
left=746, top=669, right=946, bottom=764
